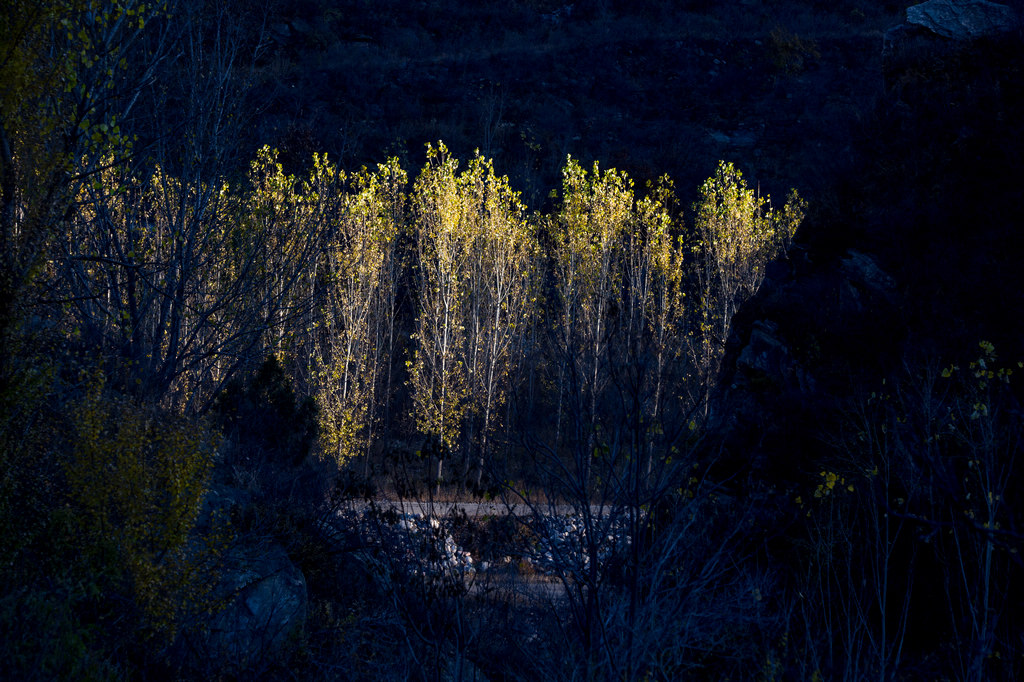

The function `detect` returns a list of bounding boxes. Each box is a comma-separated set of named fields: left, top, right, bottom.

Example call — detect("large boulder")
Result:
left=840, top=249, right=896, bottom=307
left=883, top=1, right=1019, bottom=92
left=736, top=320, right=815, bottom=394
left=195, top=542, right=307, bottom=675
left=906, top=0, right=1017, bottom=40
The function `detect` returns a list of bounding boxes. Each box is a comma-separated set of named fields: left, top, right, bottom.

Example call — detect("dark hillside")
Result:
left=248, top=0, right=901, bottom=204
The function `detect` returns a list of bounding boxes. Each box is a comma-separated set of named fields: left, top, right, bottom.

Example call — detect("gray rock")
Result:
left=270, top=22, right=291, bottom=38
left=838, top=250, right=898, bottom=318
left=737, top=320, right=815, bottom=393
left=883, top=0, right=1018, bottom=91
left=201, top=543, right=307, bottom=673
left=906, top=0, right=1016, bottom=40
left=840, top=250, right=895, bottom=298
left=707, top=129, right=758, bottom=147
left=290, top=18, right=314, bottom=35
left=708, top=130, right=731, bottom=145
left=730, top=130, right=758, bottom=147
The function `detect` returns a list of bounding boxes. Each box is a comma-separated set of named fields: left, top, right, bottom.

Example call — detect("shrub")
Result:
left=64, top=370, right=220, bottom=646
left=768, top=26, right=820, bottom=75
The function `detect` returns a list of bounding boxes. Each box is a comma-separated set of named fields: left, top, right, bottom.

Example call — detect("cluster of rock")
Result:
left=176, top=496, right=635, bottom=676
left=336, top=505, right=634, bottom=585
left=367, top=510, right=479, bottom=578
left=323, top=506, right=481, bottom=599
left=524, top=512, right=632, bottom=576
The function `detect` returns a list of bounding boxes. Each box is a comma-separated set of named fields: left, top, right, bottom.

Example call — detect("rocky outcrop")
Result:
left=905, top=0, right=1017, bottom=40
left=840, top=249, right=896, bottom=308
left=736, top=320, right=815, bottom=394
left=217, top=543, right=306, bottom=668
left=189, top=542, right=307, bottom=675
left=884, top=1, right=1019, bottom=91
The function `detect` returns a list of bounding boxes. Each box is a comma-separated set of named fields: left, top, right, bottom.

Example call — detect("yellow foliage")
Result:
left=313, top=153, right=407, bottom=465
left=64, top=370, right=218, bottom=641
left=813, top=470, right=848, bottom=499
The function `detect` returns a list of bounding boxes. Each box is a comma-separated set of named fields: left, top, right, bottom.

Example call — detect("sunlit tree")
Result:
left=312, top=154, right=406, bottom=468
left=459, top=154, right=538, bottom=487
left=410, top=143, right=473, bottom=492
left=30, top=0, right=295, bottom=412
left=619, top=176, right=690, bottom=476
left=547, top=157, right=632, bottom=481
left=690, top=161, right=804, bottom=411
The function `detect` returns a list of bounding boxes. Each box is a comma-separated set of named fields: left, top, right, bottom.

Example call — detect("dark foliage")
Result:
left=214, top=355, right=319, bottom=468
